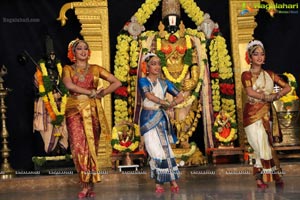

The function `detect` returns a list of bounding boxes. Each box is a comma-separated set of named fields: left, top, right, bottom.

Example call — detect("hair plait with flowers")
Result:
left=245, top=40, right=264, bottom=65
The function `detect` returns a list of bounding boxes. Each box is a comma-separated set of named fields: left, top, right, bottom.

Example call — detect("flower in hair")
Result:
left=67, top=38, right=91, bottom=62
left=67, top=38, right=80, bottom=62
left=142, top=52, right=157, bottom=62
left=141, top=61, right=147, bottom=75
left=245, top=51, right=250, bottom=65
left=246, top=40, right=264, bottom=51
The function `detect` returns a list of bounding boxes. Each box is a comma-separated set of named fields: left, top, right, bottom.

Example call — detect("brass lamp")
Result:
left=0, top=65, right=15, bottom=179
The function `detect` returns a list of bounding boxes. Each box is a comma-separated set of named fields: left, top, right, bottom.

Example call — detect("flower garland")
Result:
left=113, top=34, right=131, bottom=123
left=209, top=35, right=236, bottom=119
left=111, top=123, right=140, bottom=153
left=279, top=72, right=299, bottom=110
left=174, top=29, right=207, bottom=109
left=134, top=0, right=161, bottom=25
left=213, top=111, right=237, bottom=143
left=174, top=142, right=197, bottom=160
left=179, top=0, right=204, bottom=26
left=36, top=61, right=68, bottom=126
left=156, top=35, right=191, bottom=84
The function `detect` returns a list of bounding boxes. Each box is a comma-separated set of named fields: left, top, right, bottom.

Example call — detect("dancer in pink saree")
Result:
left=62, top=39, right=121, bottom=198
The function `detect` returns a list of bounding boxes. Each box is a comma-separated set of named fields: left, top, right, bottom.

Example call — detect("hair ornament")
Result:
left=142, top=52, right=157, bottom=62
left=246, top=40, right=264, bottom=52
left=67, top=38, right=91, bottom=62
left=67, top=38, right=80, bottom=62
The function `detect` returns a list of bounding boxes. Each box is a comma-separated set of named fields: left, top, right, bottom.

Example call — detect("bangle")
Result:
left=172, top=100, right=177, bottom=105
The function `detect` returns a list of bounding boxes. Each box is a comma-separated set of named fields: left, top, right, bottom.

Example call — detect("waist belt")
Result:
left=143, top=106, right=160, bottom=110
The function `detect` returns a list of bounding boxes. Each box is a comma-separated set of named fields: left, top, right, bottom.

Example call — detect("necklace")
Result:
left=73, top=64, right=89, bottom=82
left=250, top=68, right=262, bottom=78
left=147, top=77, right=158, bottom=87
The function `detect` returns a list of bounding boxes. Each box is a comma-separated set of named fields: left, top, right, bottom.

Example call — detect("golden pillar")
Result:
left=229, top=0, right=277, bottom=147
left=57, top=0, right=112, bottom=168
left=229, top=0, right=260, bottom=147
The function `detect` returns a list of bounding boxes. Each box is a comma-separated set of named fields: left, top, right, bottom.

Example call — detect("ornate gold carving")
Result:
left=57, top=0, right=112, bottom=168
left=229, top=0, right=260, bottom=147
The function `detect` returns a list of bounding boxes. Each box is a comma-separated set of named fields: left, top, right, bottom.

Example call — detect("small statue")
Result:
left=213, top=110, right=237, bottom=147
left=118, top=127, right=133, bottom=147
left=33, top=35, right=69, bottom=155
left=216, top=110, right=231, bottom=139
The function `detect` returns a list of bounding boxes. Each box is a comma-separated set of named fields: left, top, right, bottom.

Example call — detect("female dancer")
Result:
left=138, top=53, right=184, bottom=193
left=242, top=40, right=291, bottom=189
left=62, top=39, right=121, bottom=198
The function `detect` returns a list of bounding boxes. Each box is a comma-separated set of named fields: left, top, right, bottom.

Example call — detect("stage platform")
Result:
left=1, top=161, right=300, bottom=200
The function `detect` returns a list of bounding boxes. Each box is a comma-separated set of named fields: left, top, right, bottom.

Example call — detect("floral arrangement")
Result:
left=279, top=72, right=299, bottom=110
left=36, top=60, right=68, bottom=126
left=111, top=123, right=140, bottom=153
left=213, top=111, right=237, bottom=144
left=209, top=35, right=236, bottom=120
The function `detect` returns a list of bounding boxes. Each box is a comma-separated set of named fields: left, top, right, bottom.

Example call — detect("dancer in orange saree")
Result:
left=242, top=40, right=290, bottom=189
left=62, top=39, right=121, bottom=198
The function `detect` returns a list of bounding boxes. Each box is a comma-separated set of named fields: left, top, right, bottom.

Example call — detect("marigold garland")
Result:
left=209, top=35, right=236, bottom=120
left=279, top=72, right=299, bottom=110
left=156, top=35, right=192, bottom=84
left=37, top=61, right=68, bottom=126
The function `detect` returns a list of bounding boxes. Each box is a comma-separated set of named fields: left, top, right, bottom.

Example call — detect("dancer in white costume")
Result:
left=138, top=53, right=184, bottom=193
left=242, top=40, right=290, bottom=189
